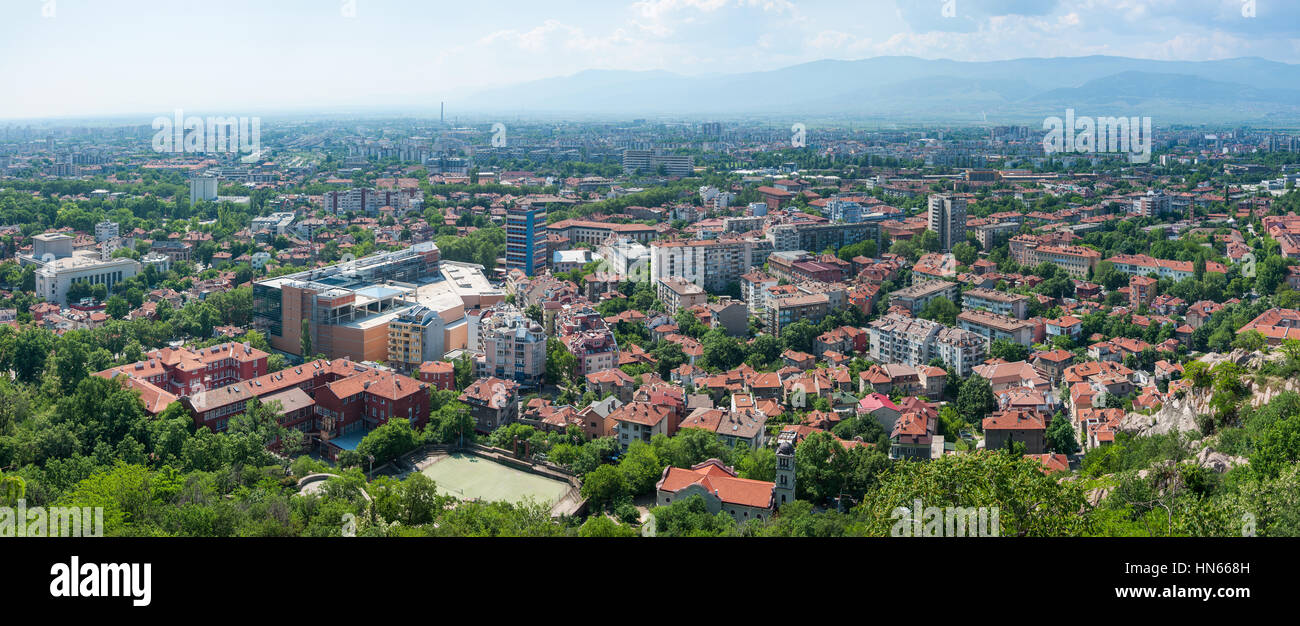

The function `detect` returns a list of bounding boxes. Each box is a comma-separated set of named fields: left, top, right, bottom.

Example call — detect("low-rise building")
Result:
left=656, top=459, right=776, bottom=523
left=460, top=376, right=521, bottom=433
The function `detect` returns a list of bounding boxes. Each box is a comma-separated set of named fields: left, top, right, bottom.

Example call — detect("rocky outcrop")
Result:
left=1119, top=357, right=1298, bottom=438
left=1197, top=348, right=1282, bottom=370
left=1120, top=387, right=1207, bottom=437
left=1193, top=447, right=1248, bottom=473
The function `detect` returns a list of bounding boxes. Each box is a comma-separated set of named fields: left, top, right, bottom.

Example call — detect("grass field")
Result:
left=421, top=453, right=570, bottom=507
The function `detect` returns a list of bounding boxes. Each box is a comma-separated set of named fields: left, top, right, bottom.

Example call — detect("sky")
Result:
left=1, top=0, right=1297, bottom=120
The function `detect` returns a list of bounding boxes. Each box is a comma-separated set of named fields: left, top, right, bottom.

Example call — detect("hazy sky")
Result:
left=1, top=0, right=1297, bottom=120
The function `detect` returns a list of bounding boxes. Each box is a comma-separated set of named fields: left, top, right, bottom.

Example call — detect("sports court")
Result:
left=420, top=453, right=571, bottom=507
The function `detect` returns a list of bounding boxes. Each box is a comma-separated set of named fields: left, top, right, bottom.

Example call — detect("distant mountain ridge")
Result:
left=459, top=55, right=1300, bottom=123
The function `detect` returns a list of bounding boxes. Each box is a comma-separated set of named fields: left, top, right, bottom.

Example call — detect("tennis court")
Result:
left=420, top=453, right=571, bottom=507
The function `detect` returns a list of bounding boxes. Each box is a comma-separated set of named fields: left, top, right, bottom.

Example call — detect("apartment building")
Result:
left=957, top=309, right=1035, bottom=347
left=622, top=149, right=694, bottom=176
left=887, top=279, right=959, bottom=314
left=1009, top=234, right=1101, bottom=279
left=1129, top=275, right=1157, bottom=309
left=650, top=237, right=772, bottom=292
left=1032, top=245, right=1102, bottom=279
left=868, top=313, right=988, bottom=376
left=190, top=176, right=218, bottom=205
left=418, top=360, right=455, bottom=391
left=547, top=220, right=661, bottom=246
left=251, top=212, right=297, bottom=237
left=387, top=305, right=456, bottom=372
left=766, top=220, right=882, bottom=253
left=1106, top=253, right=1225, bottom=282
left=927, top=193, right=967, bottom=252
left=506, top=203, right=548, bottom=277
left=1132, top=190, right=1172, bottom=217
left=611, top=401, right=676, bottom=450
left=739, top=271, right=778, bottom=317
left=475, top=308, right=547, bottom=387
left=94, top=220, right=119, bottom=242
left=597, top=236, right=650, bottom=279
left=557, top=306, right=619, bottom=377
left=766, top=250, right=846, bottom=284
left=322, top=187, right=421, bottom=215
left=764, top=293, right=829, bottom=337
left=962, top=287, right=1029, bottom=319
left=460, top=376, right=521, bottom=433
left=657, top=277, right=708, bottom=315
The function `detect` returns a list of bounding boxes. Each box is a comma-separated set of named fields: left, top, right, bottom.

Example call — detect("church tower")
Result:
left=773, top=430, right=797, bottom=509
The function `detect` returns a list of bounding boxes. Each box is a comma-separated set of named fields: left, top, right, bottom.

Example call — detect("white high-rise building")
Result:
left=927, top=193, right=967, bottom=252
left=94, top=220, right=119, bottom=242
left=190, top=176, right=219, bottom=206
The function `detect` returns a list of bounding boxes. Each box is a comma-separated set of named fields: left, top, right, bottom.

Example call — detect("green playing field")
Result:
left=420, top=453, right=571, bottom=507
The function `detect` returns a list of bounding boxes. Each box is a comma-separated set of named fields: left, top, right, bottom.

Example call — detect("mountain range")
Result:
left=458, top=55, right=1300, bottom=124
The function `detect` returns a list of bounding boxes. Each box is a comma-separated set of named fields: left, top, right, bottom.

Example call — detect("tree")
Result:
left=355, top=418, right=422, bottom=467
left=918, top=297, right=958, bottom=326
left=619, top=441, right=665, bottom=495
left=299, top=318, right=311, bottom=357
left=105, top=295, right=130, bottom=319
left=652, top=429, right=727, bottom=470
left=855, top=451, right=1092, bottom=537
left=54, top=330, right=93, bottom=391
left=951, top=242, right=978, bottom=266
left=13, top=327, right=55, bottom=383
left=1232, top=329, right=1267, bottom=353
left=580, top=464, right=629, bottom=511
left=1256, top=255, right=1287, bottom=295
left=651, top=341, right=687, bottom=379
left=578, top=514, right=638, bottom=537
left=745, top=334, right=782, bottom=368
left=988, top=338, right=1029, bottom=363
left=1045, top=412, right=1080, bottom=455
left=781, top=321, right=818, bottom=353
left=957, top=375, right=998, bottom=427
left=701, top=333, right=745, bottom=371
left=544, top=338, right=578, bottom=389
left=794, top=431, right=847, bottom=504
left=649, top=494, right=738, bottom=537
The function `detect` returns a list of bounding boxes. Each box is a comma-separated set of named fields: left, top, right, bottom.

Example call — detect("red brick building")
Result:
left=419, top=360, right=456, bottom=391
left=96, top=341, right=269, bottom=397
left=178, top=358, right=429, bottom=443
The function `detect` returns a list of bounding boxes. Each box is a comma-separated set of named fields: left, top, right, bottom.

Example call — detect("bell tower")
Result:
left=773, top=430, right=797, bottom=509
